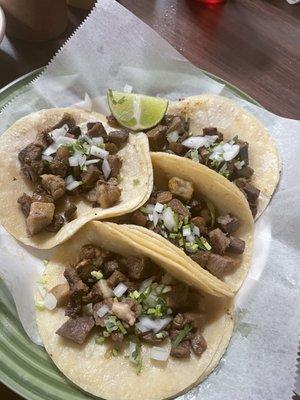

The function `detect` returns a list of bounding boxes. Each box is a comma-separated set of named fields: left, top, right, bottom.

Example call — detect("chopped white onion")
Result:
left=43, top=142, right=60, bottom=156
left=162, top=207, right=176, bottom=232
left=148, top=214, right=154, bottom=222
left=85, top=159, right=101, bottom=165
left=49, top=125, right=68, bottom=141
left=44, top=293, right=57, bottom=311
left=80, top=135, right=93, bottom=144
left=65, top=175, right=75, bottom=185
left=186, top=234, right=196, bottom=243
left=204, top=135, right=219, bottom=147
left=145, top=204, right=155, bottom=214
left=139, top=277, right=154, bottom=293
left=37, top=284, right=46, bottom=298
left=219, top=162, right=228, bottom=174
left=192, top=225, right=200, bottom=236
left=154, top=202, right=164, bottom=213
left=68, top=154, right=80, bottom=167
left=144, top=292, right=158, bottom=308
left=123, top=84, right=133, bottom=93
left=42, top=155, right=53, bottom=163
left=66, top=180, right=82, bottom=191
left=57, top=136, right=77, bottom=145
left=152, top=211, right=159, bottom=227
left=90, top=145, right=109, bottom=159
left=102, top=158, right=111, bottom=180
left=113, top=282, right=128, bottom=297
left=162, top=285, right=172, bottom=294
left=92, top=137, right=104, bottom=146
left=234, top=160, right=245, bottom=170
left=150, top=346, right=170, bottom=362
left=223, top=144, right=240, bottom=161
left=136, top=316, right=172, bottom=333
left=182, top=226, right=191, bottom=237
left=167, top=130, right=179, bottom=143
left=182, top=136, right=207, bottom=149
left=96, top=305, right=109, bottom=318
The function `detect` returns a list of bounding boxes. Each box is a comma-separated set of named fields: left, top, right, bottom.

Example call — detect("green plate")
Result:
left=0, top=68, right=259, bottom=400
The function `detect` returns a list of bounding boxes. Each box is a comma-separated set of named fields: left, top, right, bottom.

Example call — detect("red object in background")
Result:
left=199, top=0, right=227, bottom=4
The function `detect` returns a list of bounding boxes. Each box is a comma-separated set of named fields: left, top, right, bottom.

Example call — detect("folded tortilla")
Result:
left=122, top=152, right=254, bottom=294
left=0, top=108, right=152, bottom=249
left=36, top=221, right=234, bottom=400
left=167, top=94, right=281, bottom=219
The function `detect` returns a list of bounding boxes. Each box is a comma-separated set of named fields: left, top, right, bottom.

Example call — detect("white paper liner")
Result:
left=0, top=0, right=299, bottom=398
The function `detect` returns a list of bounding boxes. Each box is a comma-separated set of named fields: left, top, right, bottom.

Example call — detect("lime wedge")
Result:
left=107, top=90, right=168, bottom=131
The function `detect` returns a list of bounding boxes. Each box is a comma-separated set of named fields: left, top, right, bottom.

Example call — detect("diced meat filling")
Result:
left=17, top=115, right=128, bottom=237
left=56, top=316, right=95, bottom=344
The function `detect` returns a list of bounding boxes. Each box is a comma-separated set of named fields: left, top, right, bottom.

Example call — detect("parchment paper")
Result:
left=0, top=1, right=299, bottom=399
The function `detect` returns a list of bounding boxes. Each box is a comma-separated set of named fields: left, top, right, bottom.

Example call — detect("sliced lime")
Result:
left=107, top=90, right=168, bottom=131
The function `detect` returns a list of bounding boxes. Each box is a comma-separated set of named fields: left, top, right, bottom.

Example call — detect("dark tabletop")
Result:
left=0, top=1, right=299, bottom=399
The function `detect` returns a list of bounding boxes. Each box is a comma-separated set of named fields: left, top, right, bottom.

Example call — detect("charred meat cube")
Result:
left=78, top=244, right=107, bottom=268
left=50, top=146, right=70, bottom=178
left=107, top=270, right=127, bottom=288
left=53, top=114, right=76, bottom=130
left=106, top=115, right=120, bottom=128
left=64, top=201, right=77, bottom=222
left=81, top=165, right=102, bottom=190
left=64, top=267, right=89, bottom=318
left=203, top=127, right=223, bottom=141
left=156, top=191, right=173, bottom=204
left=34, top=130, right=53, bottom=150
left=170, top=340, right=191, bottom=358
left=108, top=155, right=122, bottom=178
left=97, top=182, right=121, bottom=208
left=190, top=250, right=210, bottom=267
left=26, top=202, right=55, bottom=236
left=199, top=148, right=210, bottom=163
left=249, top=203, right=257, bottom=218
left=183, top=313, right=205, bottom=330
left=165, top=284, right=189, bottom=310
left=191, top=216, right=207, bottom=232
left=217, top=214, right=240, bottom=234
left=123, top=256, right=152, bottom=280
left=237, top=140, right=249, bottom=165
left=111, top=332, right=125, bottom=343
left=18, top=143, right=44, bottom=182
left=142, top=332, right=167, bottom=344
left=172, top=313, right=185, bottom=329
left=41, top=174, right=66, bottom=200
left=87, top=122, right=107, bottom=138
left=75, top=259, right=97, bottom=282
left=50, top=283, right=69, bottom=307
left=206, top=253, right=239, bottom=278
left=93, top=299, right=113, bottom=326
left=191, top=333, right=207, bottom=357
left=122, top=298, right=142, bottom=317
left=32, top=185, right=54, bottom=203
left=18, top=193, right=33, bottom=217
left=166, top=116, right=186, bottom=134
left=189, top=199, right=202, bottom=216
left=209, top=228, right=230, bottom=255
left=234, top=165, right=254, bottom=179
left=131, top=210, right=148, bottom=227
left=168, top=142, right=186, bottom=155
left=105, top=142, right=119, bottom=155
left=146, top=125, right=167, bottom=151
left=45, top=214, right=65, bottom=232
left=82, top=282, right=103, bottom=304
left=228, top=236, right=245, bottom=254
left=56, top=316, right=95, bottom=344
left=244, top=182, right=260, bottom=204
left=108, top=130, right=129, bottom=148
left=68, top=126, right=81, bottom=138
left=169, top=198, right=190, bottom=218
left=168, top=177, right=194, bottom=201
left=102, top=260, right=119, bottom=277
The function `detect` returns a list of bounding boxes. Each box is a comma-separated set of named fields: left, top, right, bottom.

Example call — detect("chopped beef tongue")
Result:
left=131, top=210, right=148, bottom=227
left=108, top=130, right=129, bottom=148
left=26, top=202, right=55, bottom=236
left=209, top=228, right=230, bottom=255
left=217, top=214, right=240, bottom=234
left=170, top=340, right=191, bottom=358
left=191, top=333, right=207, bottom=356
left=64, top=201, right=77, bottom=222
left=45, top=214, right=65, bottom=232
left=146, top=125, right=167, bottom=151
left=56, top=316, right=95, bottom=344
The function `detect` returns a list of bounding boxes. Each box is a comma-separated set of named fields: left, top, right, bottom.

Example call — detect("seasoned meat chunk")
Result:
left=87, top=122, right=107, bottom=138
left=244, top=182, right=260, bottom=204
left=237, top=140, right=249, bottom=164
left=142, top=332, right=166, bottom=344
left=206, top=253, right=239, bottom=278
left=102, top=260, right=119, bottom=277
left=170, top=340, right=191, bottom=358
left=249, top=203, right=257, bottom=218
left=131, top=210, right=148, bottom=227
left=45, top=214, right=65, bottom=232
left=191, top=216, right=207, bottom=232
left=79, top=245, right=106, bottom=268
left=146, top=125, right=167, bottom=151
left=82, top=282, right=103, bottom=305
left=122, top=298, right=142, bottom=317
left=75, top=259, right=97, bottom=281
left=49, top=146, right=70, bottom=178
left=97, top=182, right=121, bottom=208
left=108, top=155, right=122, bottom=178
left=165, top=284, right=189, bottom=310
left=111, top=332, right=124, bottom=343
left=105, top=142, right=119, bottom=154
left=56, top=316, right=95, bottom=344
left=166, top=116, right=186, bottom=134
left=64, top=201, right=77, bottom=222
left=106, top=115, right=120, bottom=128
left=172, top=313, right=185, bottom=329
left=169, top=198, right=190, bottom=218
left=203, top=127, right=223, bottom=141
left=228, top=236, right=245, bottom=254
left=64, top=266, right=81, bottom=287
left=18, top=193, right=32, bottom=217
left=124, top=256, right=152, bottom=280
left=35, top=130, right=52, bottom=149
left=107, top=270, right=127, bottom=288
left=50, top=283, right=69, bottom=307
left=68, top=126, right=81, bottom=138
left=81, top=165, right=102, bottom=190
left=26, top=202, right=55, bottom=236
left=234, top=165, right=254, bottom=179
left=190, top=250, right=210, bottom=267
left=32, top=186, right=54, bottom=203
left=209, top=228, right=230, bottom=255
left=64, top=266, right=89, bottom=317
left=217, top=214, right=240, bottom=234
left=189, top=199, right=202, bottom=216
left=168, top=177, right=194, bottom=201
left=156, top=191, right=172, bottom=204
left=108, top=130, right=129, bottom=148
left=168, top=142, right=186, bottom=155
left=191, top=333, right=207, bottom=356
left=19, top=143, right=44, bottom=182
left=182, top=313, right=205, bottom=330
left=41, top=174, right=66, bottom=200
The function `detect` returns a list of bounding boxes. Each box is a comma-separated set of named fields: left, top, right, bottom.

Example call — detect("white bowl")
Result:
left=0, top=6, right=6, bottom=44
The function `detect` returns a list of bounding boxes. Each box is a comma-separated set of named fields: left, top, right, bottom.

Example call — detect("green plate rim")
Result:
left=0, top=67, right=260, bottom=400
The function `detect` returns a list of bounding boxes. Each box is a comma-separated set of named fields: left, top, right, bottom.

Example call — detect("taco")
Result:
left=122, top=152, right=254, bottom=293
left=0, top=108, right=152, bottom=249
left=36, top=221, right=234, bottom=400
left=143, top=94, right=280, bottom=219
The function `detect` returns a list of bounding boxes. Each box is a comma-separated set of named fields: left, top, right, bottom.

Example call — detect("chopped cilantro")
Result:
left=206, top=199, right=216, bottom=228
left=116, top=320, right=127, bottom=335
left=35, top=300, right=45, bottom=310
left=112, top=348, right=119, bottom=357
left=171, top=324, right=193, bottom=348
left=43, top=259, right=49, bottom=266
left=117, top=174, right=123, bottom=184
left=95, top=336, right=105, bottom=345
left=133, top=178, right=140, bottom=186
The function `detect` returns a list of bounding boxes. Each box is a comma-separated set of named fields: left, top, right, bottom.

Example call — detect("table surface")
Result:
left=0, top=1, right=299, bottom=399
